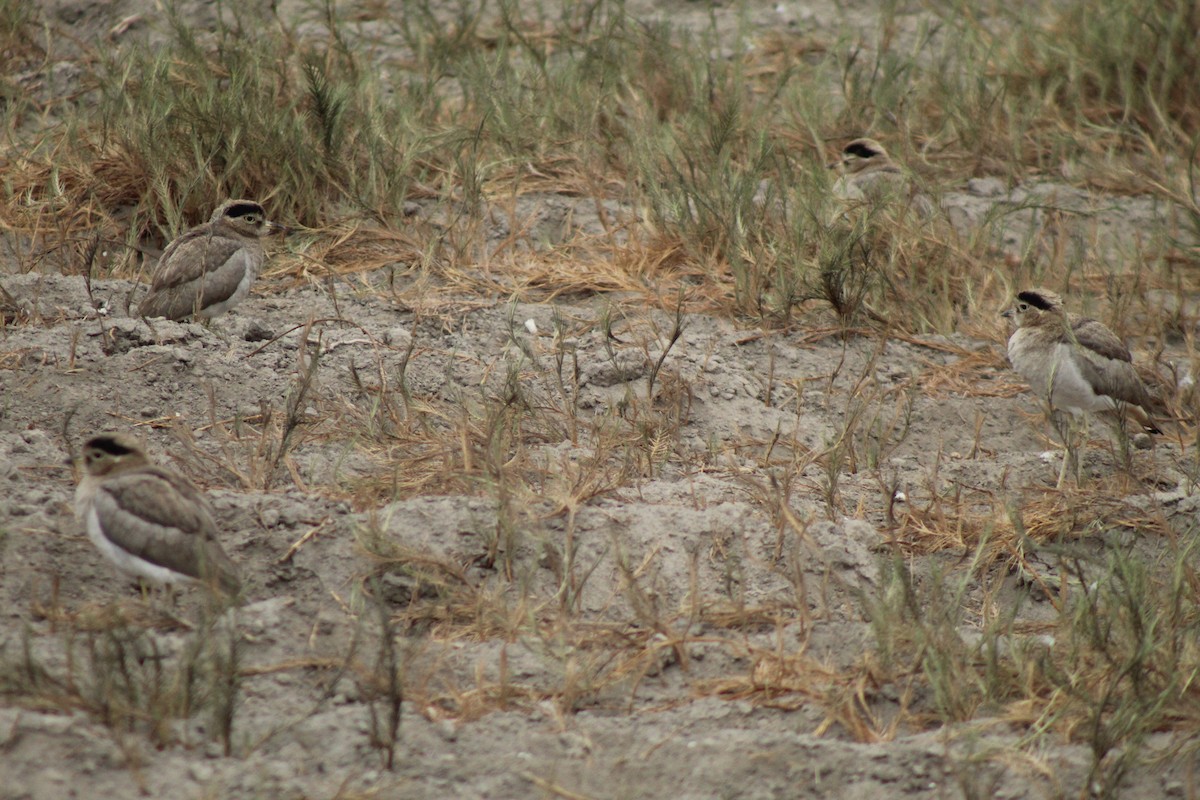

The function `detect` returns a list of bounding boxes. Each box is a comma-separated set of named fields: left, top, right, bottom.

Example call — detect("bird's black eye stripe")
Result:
left=225, top=202, right=264, bottom=219
left=1016, top=291, right=1055, bottom=311
left=87, top=436, right=134, bottom=456
left=844, top=142, right=879, bottom=159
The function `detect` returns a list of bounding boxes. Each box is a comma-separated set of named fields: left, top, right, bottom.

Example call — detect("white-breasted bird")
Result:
left=139, top=199, right=287, bottom=321
left=829, top=138, right=934, bottom=219
left=74, top=433, right=242, bottom=596
left=1002, top=288, right=1165, bottom=484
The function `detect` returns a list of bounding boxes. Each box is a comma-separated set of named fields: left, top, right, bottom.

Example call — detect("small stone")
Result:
left=243, top=321, right=274, bottom=342
left=21, top=430, right=48, bottom=446
left=278, top=505, right=300, bottom=527
left=38, top=767, right=71, bottom=785
left=383, top=327, right=411, bottom=347
left=436, top=720, right=458, bottom=742
left=334, top=682, right=361, bottom=704
left=188, top=763, right=214, bottom=783
left=25, top=713, right=78, bottom=735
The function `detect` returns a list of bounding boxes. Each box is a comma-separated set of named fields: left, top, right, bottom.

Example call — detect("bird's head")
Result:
left=212, top=199, right=290, bottom=238
left=830, top=138, right=891, bottom=175
left=80, top=433, right=151, bottom=477
left=1001, top=288, right=1064, bottom=327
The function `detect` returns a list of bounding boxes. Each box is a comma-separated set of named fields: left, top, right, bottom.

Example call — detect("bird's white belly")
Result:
left=85, top=507, right=193, bottom=587
left=1009, top=336, right=1116, bottom=414
left=1046, top=346, right=1116, bottom=413
left=832, top=175, right=866, bottom=202
left=197, top=250, right=259, bottom=319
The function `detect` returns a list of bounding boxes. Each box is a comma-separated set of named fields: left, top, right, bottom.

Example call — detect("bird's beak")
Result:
left=826, top=159, right=842, bottom=170
left=266, top=220, right=292, bottom=237
left=1000, top=308, right=1014, bottom=319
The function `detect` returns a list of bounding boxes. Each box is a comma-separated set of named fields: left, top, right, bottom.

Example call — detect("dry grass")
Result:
left=3, top=596, right=242, bottom=754
left=4, top=0, right=1195, bottom=325
left=4, top=0, right=1200, bottom=787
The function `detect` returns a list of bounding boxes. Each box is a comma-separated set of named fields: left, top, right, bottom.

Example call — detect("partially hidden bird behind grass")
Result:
left=139, top=199, right=288, bottom=321
left=1002, top=288, right=1171, bottom=486
left=828, top=138, right=935, bottom=220
left=74, top=433, right=242, bottom=597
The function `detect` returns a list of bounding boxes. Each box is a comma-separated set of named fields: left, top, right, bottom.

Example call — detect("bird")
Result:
left=828, top=138, right=934, bottom=219
left=1002, top=288, right=1166, bottom=485
left=138, top=199, right=287, bottom=321
left=73, top=433, right=242, bottom=596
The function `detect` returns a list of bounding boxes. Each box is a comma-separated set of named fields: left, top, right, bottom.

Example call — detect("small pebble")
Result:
left=188, top=763, right=214, bottom=783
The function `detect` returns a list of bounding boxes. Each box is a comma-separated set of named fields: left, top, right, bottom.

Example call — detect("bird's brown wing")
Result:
left=139, top=234, right=253, bottom=320
left=1068, top=317, right=1132, bottom=362
left=1066, top=318, right=1156, bottom=408
left=93, top=468, right=241, bottom=593
left=149, top=229, right=242, bottom=290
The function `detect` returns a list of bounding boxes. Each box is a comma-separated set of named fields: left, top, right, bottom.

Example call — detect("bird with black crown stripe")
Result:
left=74, top=433, right=242, bottom=597
left=139, top=199, right=288, bottom=321
left=1002, top=288, right=1167, bottom=485
left=828, top=138, right=935, bottom=220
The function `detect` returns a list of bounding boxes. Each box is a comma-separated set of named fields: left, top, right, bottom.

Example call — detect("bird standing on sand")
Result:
left=139, top=199, right=287, bottom=321
left=1002, top=288, right=1164, bottom=485
left=74, top=433, right=242, bottom=596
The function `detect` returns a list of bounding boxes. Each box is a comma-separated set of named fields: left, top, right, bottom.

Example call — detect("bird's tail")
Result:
left=1133, top=362, right=1191, bottom=439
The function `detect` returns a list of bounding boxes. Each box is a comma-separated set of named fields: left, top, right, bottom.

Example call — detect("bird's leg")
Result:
left=131, top=578, right=155, bottom=613
left=1109, top=406, right=1135, bottom=477
left=1075, top=413, right=1089, bottom=484
left=199, top=315, right=236, bottom=348
left=131, top=580, right=192, bottom=628
left=157, top=583, right=195, bottom=629
left=1050, top=409, right=1073, bottom=487
left=1051, top=409, right=1084, bottom=488
left=1055, top=447, right=1070, bottom=488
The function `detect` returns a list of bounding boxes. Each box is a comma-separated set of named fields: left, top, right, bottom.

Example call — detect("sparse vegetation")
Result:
left=0, top=602, right=242, bottom=753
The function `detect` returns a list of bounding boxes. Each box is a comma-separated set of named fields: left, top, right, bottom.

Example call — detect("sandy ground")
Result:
left=3, top=1, right=1199, bottom=798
